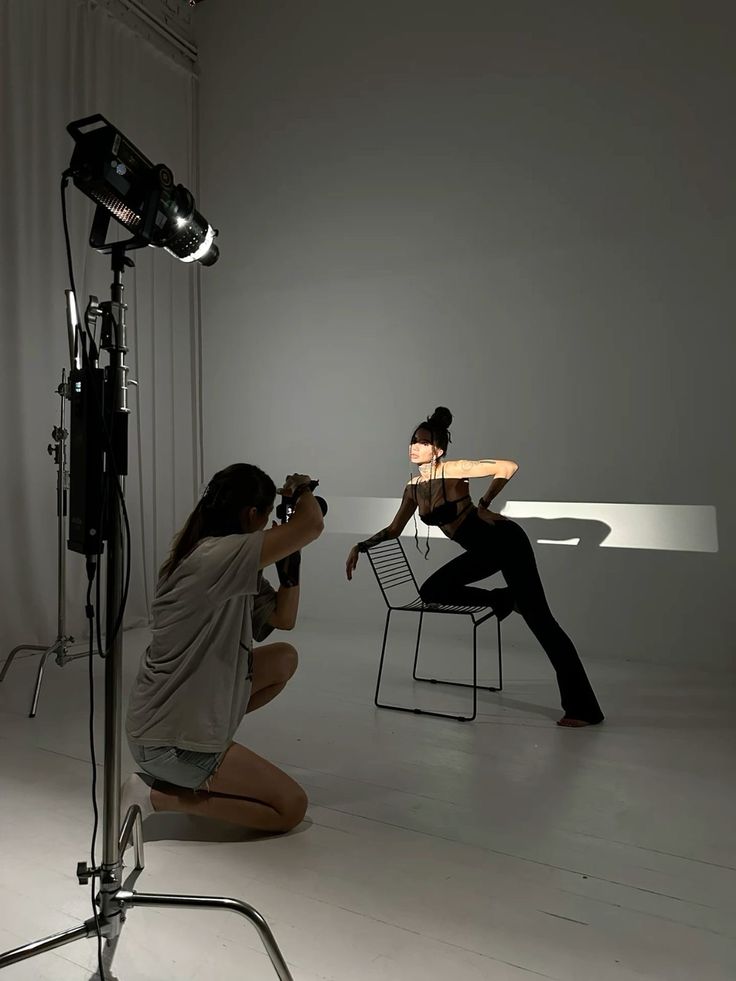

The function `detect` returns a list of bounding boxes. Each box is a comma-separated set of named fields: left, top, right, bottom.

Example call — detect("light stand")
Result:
left=0, top=368, right=88, bottom=716
left=0, top=247, right=294, bottom=980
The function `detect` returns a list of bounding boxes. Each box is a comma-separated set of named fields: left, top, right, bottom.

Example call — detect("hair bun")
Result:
left=428, top=406, right=453, bottom=430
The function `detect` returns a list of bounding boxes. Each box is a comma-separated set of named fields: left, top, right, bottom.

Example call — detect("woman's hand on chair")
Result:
left=346, top=545, right=360, bottom=581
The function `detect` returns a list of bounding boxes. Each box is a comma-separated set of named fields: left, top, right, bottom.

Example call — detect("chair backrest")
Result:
left=365, top=539, right=420, bottom=606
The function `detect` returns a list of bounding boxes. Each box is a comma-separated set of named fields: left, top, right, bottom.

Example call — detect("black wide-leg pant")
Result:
left=419, top=512, right=604, bottom=723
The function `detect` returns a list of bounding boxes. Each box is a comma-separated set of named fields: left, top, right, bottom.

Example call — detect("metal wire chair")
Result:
left=365, top=539, right=503, bottom=722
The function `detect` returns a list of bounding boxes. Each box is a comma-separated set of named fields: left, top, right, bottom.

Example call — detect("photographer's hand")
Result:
left=277, top=473, right=314, bottom=498
left=259, top=483, right=324, bottom=571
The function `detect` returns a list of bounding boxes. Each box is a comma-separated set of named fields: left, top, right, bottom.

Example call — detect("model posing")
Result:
left=346, top=407, right=603, bottom=727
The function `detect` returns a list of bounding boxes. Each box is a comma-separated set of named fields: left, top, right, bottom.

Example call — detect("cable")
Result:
left=108, top=477, right=132, bottom=653
left=61, top=175, right=96, bottom=357
left=60, top=172, right=78, bottom=305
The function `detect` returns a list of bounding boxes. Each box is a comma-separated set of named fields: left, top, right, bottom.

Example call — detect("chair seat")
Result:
left=394, top=597, right=492, bottom=615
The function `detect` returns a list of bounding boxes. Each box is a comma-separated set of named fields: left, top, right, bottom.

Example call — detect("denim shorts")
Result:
left=129, top=741, right=227, bottom=791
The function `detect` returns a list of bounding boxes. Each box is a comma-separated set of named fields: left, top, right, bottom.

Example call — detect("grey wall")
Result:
left=195, top=0, right=735, bottom=667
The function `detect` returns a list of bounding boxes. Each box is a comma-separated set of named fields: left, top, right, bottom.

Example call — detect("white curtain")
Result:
left=0, top=0, right=202, bottom=657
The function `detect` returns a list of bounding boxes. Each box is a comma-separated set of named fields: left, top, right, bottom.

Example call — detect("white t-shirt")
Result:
left=126, top=531, right=266, bottom=753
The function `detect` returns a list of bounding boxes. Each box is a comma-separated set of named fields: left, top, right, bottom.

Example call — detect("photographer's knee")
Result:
left=279, top=643, right=298, bottom=681
left=280, top=786, right=308, bottom=832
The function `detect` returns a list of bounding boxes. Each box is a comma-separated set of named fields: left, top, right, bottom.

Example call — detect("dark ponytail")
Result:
left=159, top=463, right=276, bottom=579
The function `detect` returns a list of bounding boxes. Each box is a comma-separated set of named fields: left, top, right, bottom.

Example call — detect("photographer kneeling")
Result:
left=123, top=463, right=324, bottom=834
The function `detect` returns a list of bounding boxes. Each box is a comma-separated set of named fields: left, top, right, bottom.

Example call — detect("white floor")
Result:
left=0, top=618, right=734, bottom=980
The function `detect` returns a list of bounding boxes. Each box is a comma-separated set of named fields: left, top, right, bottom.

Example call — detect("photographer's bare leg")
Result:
left=149, top=643, right=306, bottom=832
left=246, top=642, right=298, bottom=713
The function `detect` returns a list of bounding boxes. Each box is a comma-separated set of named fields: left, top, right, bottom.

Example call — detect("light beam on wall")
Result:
left=326, top=498, right=719, bottom=553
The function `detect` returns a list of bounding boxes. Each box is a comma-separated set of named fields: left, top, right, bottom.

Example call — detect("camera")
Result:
left=276, top=480, right=328, bottom=524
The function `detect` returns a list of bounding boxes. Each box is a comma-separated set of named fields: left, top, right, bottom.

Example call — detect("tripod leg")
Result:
left=118, top=891, right=294, bottom=980
left=29, top=646, right=54, bottom=718
left=0, top=644, right=46, bottom=683
left=0, top=919, right=96, bottom=968
left=118, top=805, right=145, bottom=872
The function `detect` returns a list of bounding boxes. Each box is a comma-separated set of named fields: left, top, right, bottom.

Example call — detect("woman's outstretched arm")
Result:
left=441, top=458, right=519, bottom=510
left=440, top=458, right=518, bottom=480
left=346, top=483, right=418, bottom=580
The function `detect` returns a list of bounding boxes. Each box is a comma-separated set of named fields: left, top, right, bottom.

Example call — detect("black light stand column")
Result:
left=0, top=246, right=295, bottom=981
left=99, top=243, right=131, bottom=919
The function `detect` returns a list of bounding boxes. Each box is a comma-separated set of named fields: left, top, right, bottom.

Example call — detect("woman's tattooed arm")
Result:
left=357, top=527, right=395, bottom=553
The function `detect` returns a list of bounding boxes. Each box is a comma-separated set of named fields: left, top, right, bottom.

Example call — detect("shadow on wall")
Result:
left=328, top=497, right=719, bottom=554
left=502, top=502, right=718, bottom=554
left=516, top=516, right=611, bottom=551
left=304, top=499, right=724, bottom=666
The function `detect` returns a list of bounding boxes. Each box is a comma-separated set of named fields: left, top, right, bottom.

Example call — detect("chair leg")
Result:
left=412, top=614, right=499, bottom=693
left=497, top=618, right=503, bottom=692
left=411, top=610, right=424, bottom=680
left=373, top=609, right=393, bottom=708
left=374, top=612, right=489, bottom=723
left=374, top=609, right=472, bottom=722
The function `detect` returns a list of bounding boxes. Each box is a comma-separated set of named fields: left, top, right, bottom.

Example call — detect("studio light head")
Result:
left=66, top=114, right=219, bottom=266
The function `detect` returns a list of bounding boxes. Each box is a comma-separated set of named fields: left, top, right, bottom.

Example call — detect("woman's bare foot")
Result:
left=557, top=716, right=604, bottom=727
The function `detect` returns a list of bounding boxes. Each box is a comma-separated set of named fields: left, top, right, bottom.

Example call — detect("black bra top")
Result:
left=420, top=495, right=471, bottom=526
left=416, top=468, right=472, bottom=527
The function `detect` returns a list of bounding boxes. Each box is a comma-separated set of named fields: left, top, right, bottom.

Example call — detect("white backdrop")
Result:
left=0, top=0, right=202, bottom=657
left=194, top=0, right=736, bottom=668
